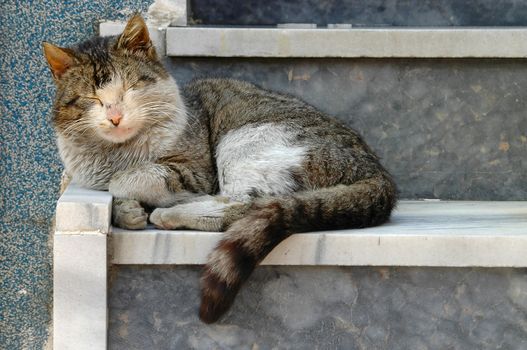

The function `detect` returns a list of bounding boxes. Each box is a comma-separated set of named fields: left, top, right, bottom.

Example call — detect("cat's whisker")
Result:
left=61, top=120, right=94, bottom=136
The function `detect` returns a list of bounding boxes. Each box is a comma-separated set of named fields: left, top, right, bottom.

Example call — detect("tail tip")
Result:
left=199, top=271, right=240, bottom=324
left=199, top=296, right=224, bottom=324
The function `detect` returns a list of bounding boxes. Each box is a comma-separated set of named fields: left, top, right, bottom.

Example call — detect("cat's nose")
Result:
left=109, top=114, right=122, bottom=126
left=106, top=105, right=123, bottom=126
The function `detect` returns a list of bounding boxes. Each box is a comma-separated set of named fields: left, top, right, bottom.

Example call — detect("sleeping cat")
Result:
left=43, top=14, right=397, bottom=323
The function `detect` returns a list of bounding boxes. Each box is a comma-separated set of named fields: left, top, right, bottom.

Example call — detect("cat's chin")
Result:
left=98, top=127, right=139, bottom=144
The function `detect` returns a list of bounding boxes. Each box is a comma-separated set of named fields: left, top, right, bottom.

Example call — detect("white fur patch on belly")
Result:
left=216, top=123, right=307, bottom=201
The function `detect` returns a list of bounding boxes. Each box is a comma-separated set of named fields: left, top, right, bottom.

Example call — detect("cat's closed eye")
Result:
left=80, top=95, right=103, bottom=106
left=127, top=75, right=157, bottom=90
left=64, top=96, right=79, bottom=107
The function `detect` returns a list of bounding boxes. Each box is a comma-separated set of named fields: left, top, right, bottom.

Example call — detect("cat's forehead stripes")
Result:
left=74, top=37, right=114, bottom=88
left=92, top=61, right=113, bottom=88
left=96, top=75, right=124, bottom=102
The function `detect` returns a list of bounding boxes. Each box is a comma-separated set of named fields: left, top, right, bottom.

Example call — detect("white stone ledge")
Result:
left=100, top=22, right=527, bottom=58
left=55, top=183, right=112, bottom=233
left=167, top=27, right=527, bottom=58
left=112, top=201, right=527, bottom=267
left=166, top=27, right=527, bottom=58
left=54, top=233, right=107, bottom=350
left=54, top=183, right=112, bottom=350
left=55, top=184, right=527, bottom=267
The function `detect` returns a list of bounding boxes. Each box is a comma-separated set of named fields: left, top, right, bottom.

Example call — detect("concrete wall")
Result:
left=190, top=0, right=527, bottom=26
left=110, top=266, right=527, bottom=349
left=0, top=2, right=150, bottom=348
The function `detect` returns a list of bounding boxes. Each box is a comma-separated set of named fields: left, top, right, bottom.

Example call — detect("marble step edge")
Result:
left=111, top=228, right=527, bottom=267
left=100, top=21, right=527, bottom=58
left=56, top=183, right=527, bottom=267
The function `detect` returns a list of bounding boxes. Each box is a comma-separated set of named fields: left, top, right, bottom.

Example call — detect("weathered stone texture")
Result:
left=110, top=266, right=527, bottom=349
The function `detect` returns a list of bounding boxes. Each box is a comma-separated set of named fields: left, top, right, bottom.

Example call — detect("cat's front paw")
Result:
left=112, top=198, right=148, bottom=230
left=149, top=208, right=175, bottom=230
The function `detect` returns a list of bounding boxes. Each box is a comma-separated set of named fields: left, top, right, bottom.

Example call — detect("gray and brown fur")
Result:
left=44, top=15, right=397, bottom=323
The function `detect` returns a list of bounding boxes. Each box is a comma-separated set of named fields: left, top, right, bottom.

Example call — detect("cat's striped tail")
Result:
left=199, top=175, right=397, bottom=323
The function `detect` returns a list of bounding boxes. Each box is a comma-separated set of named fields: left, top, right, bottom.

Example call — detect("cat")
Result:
left=43, top=14, right=397, bottom=323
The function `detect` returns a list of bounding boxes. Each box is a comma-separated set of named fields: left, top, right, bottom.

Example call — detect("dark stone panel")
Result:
left=189, top=0, right=527, bottom=26
left=166, top=57, right=527, bottom=200
left=109, top=266, right=527, bottom=349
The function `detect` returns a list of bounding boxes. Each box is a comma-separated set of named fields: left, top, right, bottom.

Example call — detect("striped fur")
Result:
left=200, top=178, right=395, bottom=323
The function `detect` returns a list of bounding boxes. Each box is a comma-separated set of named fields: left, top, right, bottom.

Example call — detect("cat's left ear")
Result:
left=115, top=14, right=157, bottom=60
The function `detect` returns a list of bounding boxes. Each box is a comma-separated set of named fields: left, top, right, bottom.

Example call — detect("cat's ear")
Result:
left=116, top=14, right=157, bottom=59
left=42, top=42, right=77, bottom=80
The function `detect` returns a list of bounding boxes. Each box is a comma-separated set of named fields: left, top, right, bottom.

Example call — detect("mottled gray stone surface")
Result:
left=190, top=0, right=527, bottom=26
left=166, top=58, right=527, bottom=200
left=109, top=266, right=527, bottom=349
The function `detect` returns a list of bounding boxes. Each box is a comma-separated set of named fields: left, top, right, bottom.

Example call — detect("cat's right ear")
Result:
left=42, top=42, right=77, bottom=81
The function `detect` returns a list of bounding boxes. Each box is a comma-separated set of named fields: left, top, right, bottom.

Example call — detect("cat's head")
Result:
left=43, top=15, right=182, bottom=144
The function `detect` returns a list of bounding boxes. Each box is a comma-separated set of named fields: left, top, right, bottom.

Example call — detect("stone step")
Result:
left=113, top=200, right=527, bottom=267
left=56, top=183, right=527, bottom=268
left=101, top=22, right=527, bottom=58
left=53, top=183, right=527, bottom=349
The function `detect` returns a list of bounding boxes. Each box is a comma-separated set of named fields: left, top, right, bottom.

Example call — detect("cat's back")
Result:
left=183, top=78, right=363, bottom=143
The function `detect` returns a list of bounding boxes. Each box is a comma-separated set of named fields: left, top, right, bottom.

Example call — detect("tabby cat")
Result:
left=44, top=15, right=397, bottom=323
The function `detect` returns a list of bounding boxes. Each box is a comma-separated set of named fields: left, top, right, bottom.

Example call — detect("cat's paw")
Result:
left=149, top=208, right=176, bottom=230
left=150, top=205, right=225, bottom=231
left=112, top=198, right=148, bottom=230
